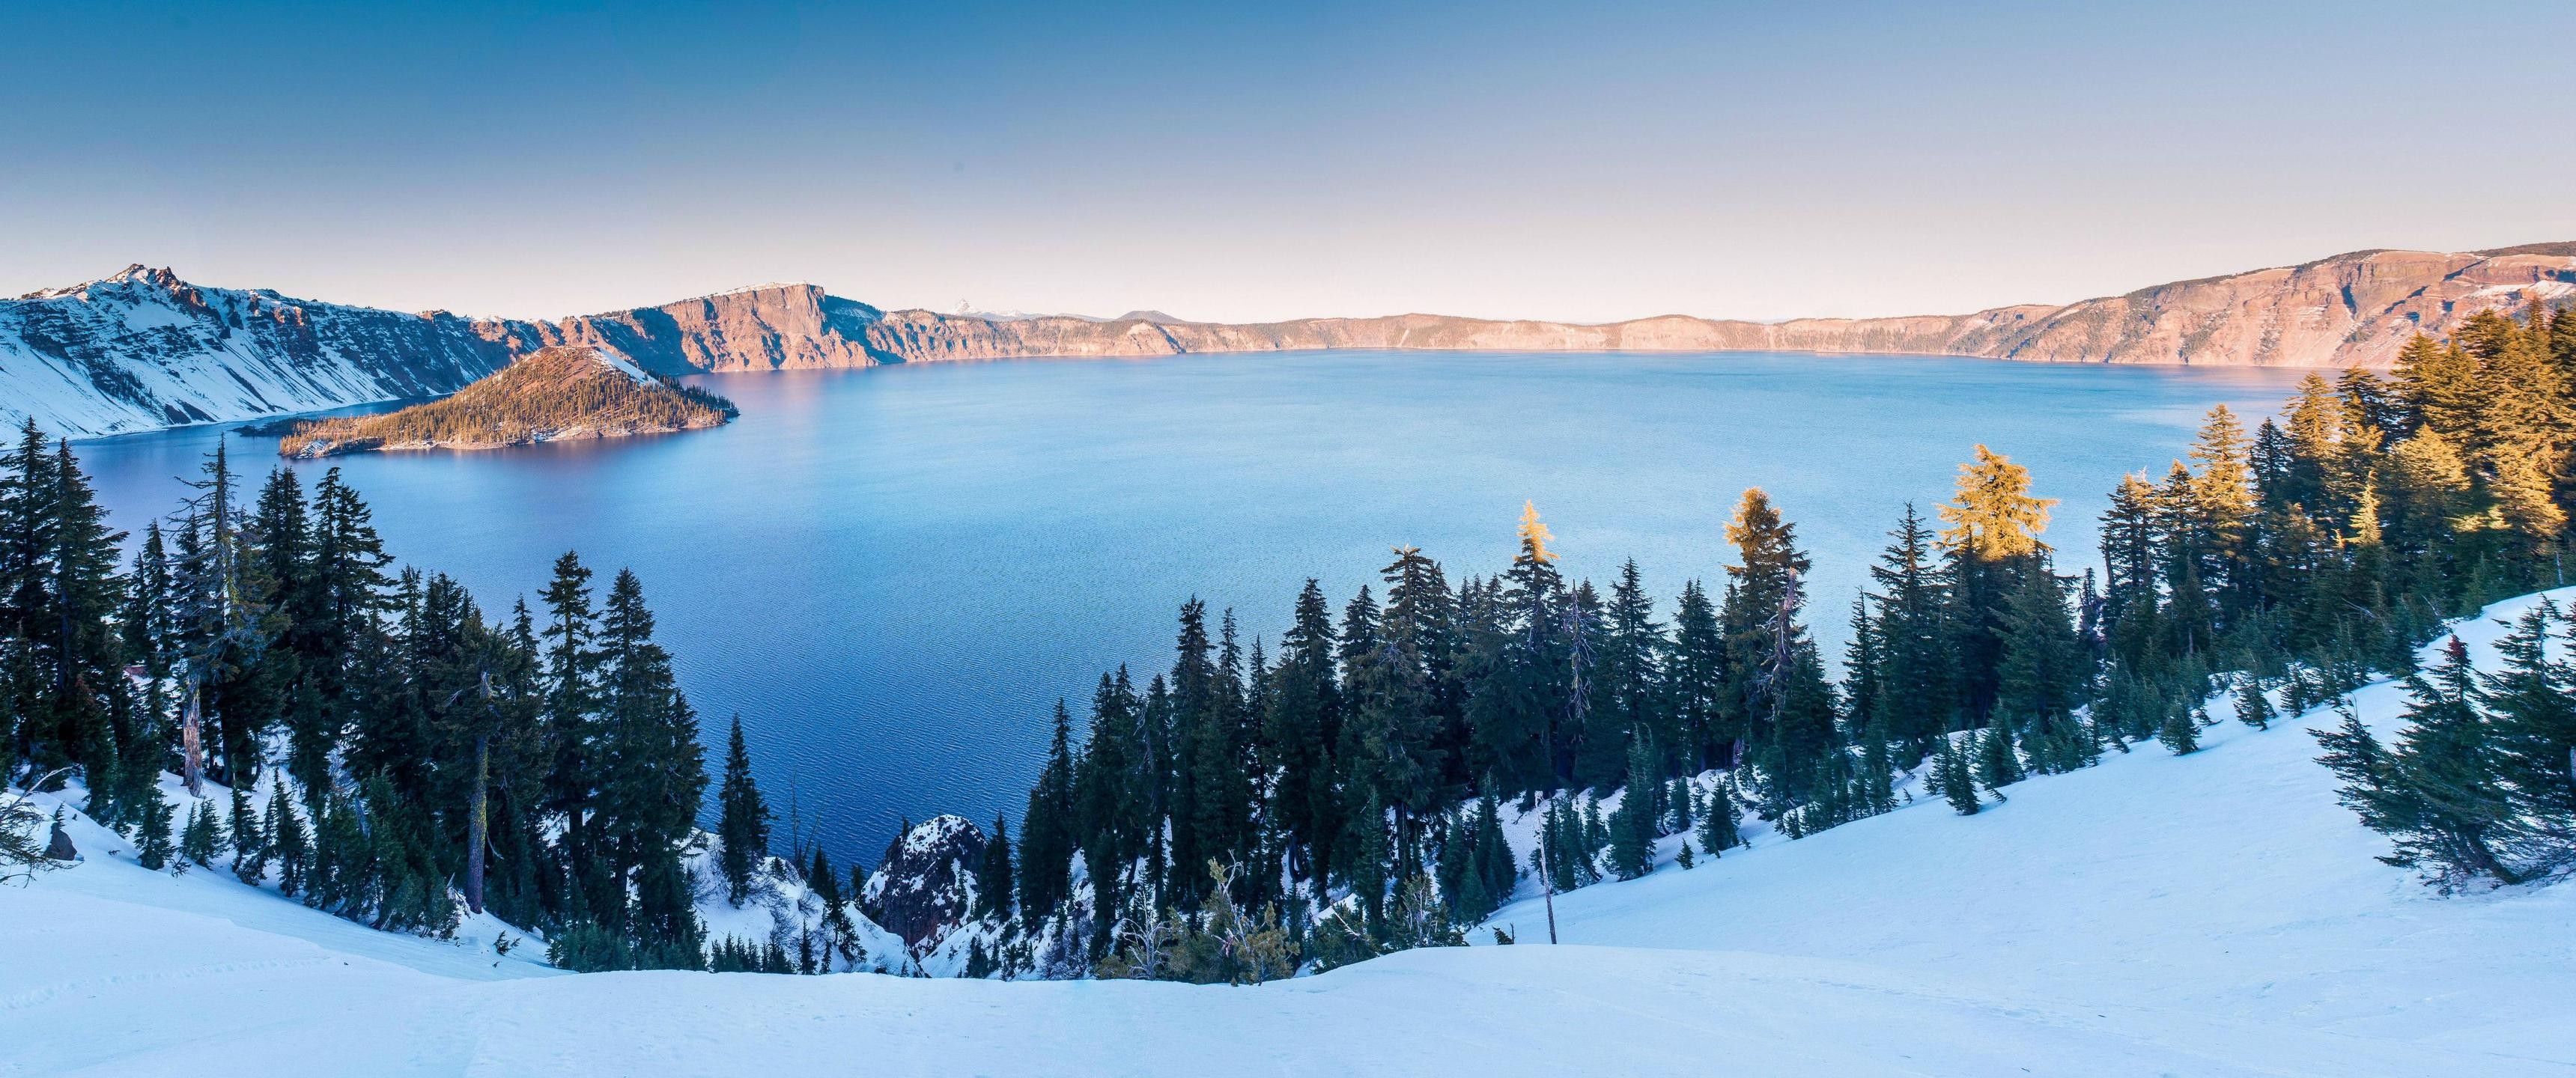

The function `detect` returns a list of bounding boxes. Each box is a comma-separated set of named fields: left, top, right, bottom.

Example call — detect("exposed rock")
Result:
left=502, top=284, right=888, bottom=376
left=860, top=815, right=985, bottom=954
left=7, top=243, right=2570, bottom=439
left=45, top=814, right=76, bottom=862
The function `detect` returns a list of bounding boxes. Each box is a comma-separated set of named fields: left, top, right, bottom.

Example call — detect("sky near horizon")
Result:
left=5, top=1, right=2573, bottom=324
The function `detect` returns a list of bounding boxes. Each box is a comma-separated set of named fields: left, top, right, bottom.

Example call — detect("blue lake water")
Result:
left=70, top=351, right=2306, bottom=865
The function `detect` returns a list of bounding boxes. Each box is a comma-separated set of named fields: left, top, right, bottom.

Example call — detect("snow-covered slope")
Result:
left=7, top=593, right=2575, bottom=1076
left=0, top=267, right=519, bottom=438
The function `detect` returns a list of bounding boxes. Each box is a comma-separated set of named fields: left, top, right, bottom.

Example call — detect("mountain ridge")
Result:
left=6, top=242, right=2571, bottom=438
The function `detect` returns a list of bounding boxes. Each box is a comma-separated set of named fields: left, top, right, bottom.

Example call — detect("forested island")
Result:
left=275, top=345, right=735, bottom=457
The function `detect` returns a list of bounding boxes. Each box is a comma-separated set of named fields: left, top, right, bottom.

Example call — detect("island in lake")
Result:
left=276, top=345, right=737, bottom=457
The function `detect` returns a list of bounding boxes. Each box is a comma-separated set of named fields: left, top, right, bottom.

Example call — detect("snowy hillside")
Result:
left=7, top=592, right=2576, bottom=1075
left=0, top=267, right=518, bottom=438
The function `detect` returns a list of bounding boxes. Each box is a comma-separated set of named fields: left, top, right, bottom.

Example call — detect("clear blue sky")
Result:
left=5, top=1, right=2572, bottom=323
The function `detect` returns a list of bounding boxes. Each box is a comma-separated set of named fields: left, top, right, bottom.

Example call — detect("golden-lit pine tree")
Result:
left=1516, top=500, right=1558, bottom=564
left=1937, top=445, right=2057, bottom=562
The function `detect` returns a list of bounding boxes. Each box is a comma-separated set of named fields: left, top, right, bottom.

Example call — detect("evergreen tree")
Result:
left=1018, top=700, right=1078, bottom=919
left=2233, top=677, right=2274, bottom=731
left=133, top=783, right=174, bottom=871
left=1695, top=779, right=1741, bottom=853
left=1937, top=734, right=1981, bottom=815
left=978, top=813, right=1015, bottom=919
left=270, top=791, right=309, bottom=897
left=2482, top=604, right=2576, bottom=862
left=180, top=797, right=222, bottom=868
left=1605, top=737, right=1659, bottom=880
left=716, top=715, right=774, bottom=905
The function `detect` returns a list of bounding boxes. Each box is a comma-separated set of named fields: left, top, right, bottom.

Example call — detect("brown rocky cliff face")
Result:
left=474, top=285, right=887, bottom=377
left=11, top=242, right=2572, bottom=438
left=859, top=815, right=985, bottom=954
left=842, top=245, right=2572, bottom=370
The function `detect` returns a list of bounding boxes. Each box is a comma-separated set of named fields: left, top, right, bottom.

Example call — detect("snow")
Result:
left=2468, top=280, right=2576, bottom=300
left=586, top=347, right=654, bottom=385
left=7, top=592, right=2576, bottom=1074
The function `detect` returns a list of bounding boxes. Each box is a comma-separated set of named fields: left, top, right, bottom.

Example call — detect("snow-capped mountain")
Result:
left=0, top=266, right=520, bottom=439
left=0, top=267, right=887, bottom=439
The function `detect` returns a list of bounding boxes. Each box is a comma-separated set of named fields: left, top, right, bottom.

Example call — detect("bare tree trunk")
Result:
left=466, top=731, right=489, bottom=914
left=1540, top=815, right=1560, bottom=945
left=180, top=678, right=204, bottom=798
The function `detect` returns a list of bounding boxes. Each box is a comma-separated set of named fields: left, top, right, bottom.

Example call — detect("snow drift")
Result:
left=6, top=591, right=2576, bottom=1076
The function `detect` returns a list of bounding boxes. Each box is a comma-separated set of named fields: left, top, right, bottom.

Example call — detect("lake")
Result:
left=70, top=350, right=2307, bottom=866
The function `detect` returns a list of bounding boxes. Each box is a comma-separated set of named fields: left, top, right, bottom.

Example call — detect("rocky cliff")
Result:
left=8, top=243, right=2570, bottom=439
left=854, top=244, right=2575, bottom=368
left=860, top=815, right=985, bottom=955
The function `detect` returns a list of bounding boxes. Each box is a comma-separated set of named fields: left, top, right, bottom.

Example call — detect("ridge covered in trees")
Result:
left=277, top=345, right=735, bottom=458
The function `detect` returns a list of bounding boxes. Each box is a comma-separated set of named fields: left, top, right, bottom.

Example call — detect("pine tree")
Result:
left=180, top=797, right=222, bottom=868
left=2372, top=639, right=2526, bottom=883
left=593, top=568, right=707, bottom=950
left=2157, top=696, right=2202, bottom=755
left=2233, top=677, right=2274, bottom=731
left=1939, top=735, right=1981, bottom=815
left=1719, top=489, right=1835, bottom=806
left=1695, top=780, right=1741, bottom=853
left=1974, top=717, right=2023, bottom=791
left=270, top=791, right=309, bottom=897
left=716, top=715, right=773, bottom=905
left=2482, top=604, right=2576, bottom=861
left=978, top=813, right=1015, bottom=920
left=133, top=783, right=174, bottom=870
left=1605, top=737, right=1659, bottom=880
left=1993, top=566, right=2089, bottom=773
left=1018, top=700, right=1078, bottom=919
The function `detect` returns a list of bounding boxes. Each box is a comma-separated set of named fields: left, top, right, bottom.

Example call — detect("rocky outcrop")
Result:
left=859, top=815, right=985, bottom=954
left=496, top=284, right=888, bottom=376
left=9, top=243, right=2570, bottom=439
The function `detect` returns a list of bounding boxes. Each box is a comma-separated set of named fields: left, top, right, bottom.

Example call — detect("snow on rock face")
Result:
left=860, top=814, right=984, bottom=954
left=0, top=266, right=523, bottom=439
left=0, top=267, right=884, bottom=440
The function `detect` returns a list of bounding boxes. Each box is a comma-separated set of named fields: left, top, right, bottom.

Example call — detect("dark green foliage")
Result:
left=1695, top=779, right=1741, bottom=854
left=0, top=432, right=756, bottom=964
left=708, top=934, right=795, bottom=974
left=1605, top=738, right=1659, bottom=880
left=717, top=716, right=772, bottom=905
left=133, top=784, right=174, bottom=870
left=2234, top=678, right=2275, bottom=731
left=1016, top=701, right=1078, bottom=919
left=977, top=814, right=1014, bottom=919
left=269, top=792, right=309, bottom=896
left=1936, top=735, right=1981, bottom=815
left=179, top=797, right=223, bottom=868
left=1435, top=785, right=1517, bottom=925
left=2317, top=639, right=2530, bottom=886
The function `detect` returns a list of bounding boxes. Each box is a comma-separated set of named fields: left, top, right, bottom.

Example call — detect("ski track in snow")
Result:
left=7, top=591, right=2576, bottom=1075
